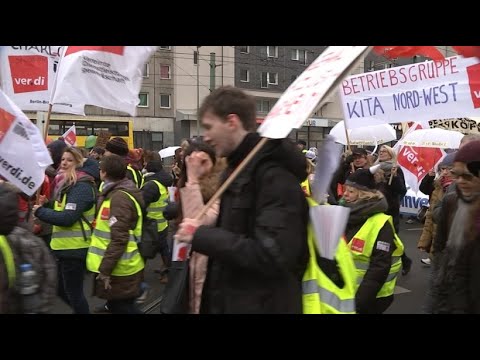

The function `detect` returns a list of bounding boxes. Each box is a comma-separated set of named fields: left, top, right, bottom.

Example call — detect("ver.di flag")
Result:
left=0, top=88, right=52, bottom=196
left=62, top=124, right=76, bottom=146
left=394, top=122, right=446, bottom=193
left=50, top=46, right=158, bottom=116
left=0, top=46, right=76, bottom=113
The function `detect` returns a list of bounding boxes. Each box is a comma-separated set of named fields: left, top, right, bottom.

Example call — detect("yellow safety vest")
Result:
left=302, top=198, right=357, bottom=314
left=301, top=178, right=311, bottom=197
left=99, top=165, right=143, bottom=192
left=0, top=235, right=15, bottom=288
left=51, top=193, right=95, bottom=250
left=347, top=213, right=404, bottom=298
left=86, top=190, right=144, bottom=276
left=128, top=165, right=144, bottom=189
left=143, top=180, right=169, bottom=232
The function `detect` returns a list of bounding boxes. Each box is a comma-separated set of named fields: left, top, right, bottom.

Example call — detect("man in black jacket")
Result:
left=175, top=86, right=309, bottom=314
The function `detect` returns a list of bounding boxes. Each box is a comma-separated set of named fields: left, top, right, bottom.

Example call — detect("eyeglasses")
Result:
left=450, top=170, right=475, bottom=181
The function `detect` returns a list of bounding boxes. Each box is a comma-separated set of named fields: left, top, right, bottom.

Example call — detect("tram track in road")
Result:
left=142, top=295, right=163, bottom=314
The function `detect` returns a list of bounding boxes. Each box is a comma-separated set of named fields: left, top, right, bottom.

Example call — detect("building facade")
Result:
left=234, top=46, right=367, bottom=149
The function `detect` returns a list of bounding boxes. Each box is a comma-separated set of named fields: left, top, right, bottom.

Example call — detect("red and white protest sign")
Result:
left=395, top=123, right=446, bottom=193
left=0, top=88, right=52, bottom=196
left=62, top=124, right=77, bottom=146
left=50, top=46, right=157, bottom=116
left=341, top=56, right=480, bottom=129
left=0, top=46, right=74, bottom=113
left=258, top=46, right=370, bottom=139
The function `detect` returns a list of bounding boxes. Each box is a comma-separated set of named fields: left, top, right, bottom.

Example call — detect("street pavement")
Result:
left=386, top=218, right=431, bottom=314
left=51, top=218, right=430, bottom=314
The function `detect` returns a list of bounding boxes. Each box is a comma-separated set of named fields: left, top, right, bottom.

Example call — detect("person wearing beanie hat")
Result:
left=105, top=137, right=129, bottom=157
left=296, top=140, right=307, bottom=153
left=342, top=168, right=404, bottom=314
left=100, top=137, right=143, bottom=190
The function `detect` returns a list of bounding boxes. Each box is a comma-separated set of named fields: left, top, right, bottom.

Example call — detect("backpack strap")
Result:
left=78, top=182, right=99, bottom=240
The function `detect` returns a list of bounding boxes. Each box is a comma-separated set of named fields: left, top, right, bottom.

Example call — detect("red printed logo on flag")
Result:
left=0, top=108, right=15, bottom=143
left=8, top=55, right=48, bottom=94
left=398, top=145, right=442, bottom=182
left=65, top=46, right=125, bottom=57
left=351, top=238, right=365, bottom=253
left=101, top=207, right=110, bottom=220
left=177, top=246, right=188, bottom=261
left=64, top=130, right=76, bottom=146
left=466, top=63, right=480, bottom=109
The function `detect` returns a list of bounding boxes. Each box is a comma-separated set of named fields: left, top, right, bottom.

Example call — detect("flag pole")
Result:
left=343, top=118, right=355, bottom=173
left=388, top=122, right=409, bottom=185
left=195, top=137, right=268, bottom=220
left=44, top=103, right=52, bottom=140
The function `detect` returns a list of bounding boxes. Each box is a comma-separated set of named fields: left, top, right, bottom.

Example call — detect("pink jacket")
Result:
left=180, top=183, right=219, bottom=314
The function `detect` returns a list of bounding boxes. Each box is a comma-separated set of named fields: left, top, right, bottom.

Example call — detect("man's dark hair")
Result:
left=100, top=154, right=127, bottom=181
left=198, top=86, right=257, bottom=132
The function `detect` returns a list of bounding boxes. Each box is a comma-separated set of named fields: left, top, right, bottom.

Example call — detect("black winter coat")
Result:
left=192, top=133, right=309, bottom=314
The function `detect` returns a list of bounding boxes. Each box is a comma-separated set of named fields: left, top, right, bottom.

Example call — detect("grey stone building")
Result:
left=233, top=46, right=342, bottom=148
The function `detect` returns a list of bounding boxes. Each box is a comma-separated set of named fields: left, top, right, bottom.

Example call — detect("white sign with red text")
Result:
left=341, top=56, right=480, bottom=128
left=258, top=46, right=370, bottom=139
left=0, top=46, right=75, bottom=113
left=0, top=88, right=52, bottom=196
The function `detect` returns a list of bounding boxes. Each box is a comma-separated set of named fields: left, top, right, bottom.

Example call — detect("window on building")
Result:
left=267, top=72, right=278, bottom=85
left=239, top=46, right=249, bottom=54
left=240, top=69, right=249, bottom=82
left=151, top=132, right=163, bottom=150
left=138, top=93, right=149, bottom=107
left=262, top=100, right=270, bottom=113
left=267, top=46, right=278, bottom=58
left=261, top=72, right=268, bottom=88
left=291, top=49, right=307, bottom=65
left=159, top=46, right=171, bottom=50
left=256, top=99, right=271, bottom=113
left=159, top=94, right=171, bottom=108
left=256, top=100, right=262, bottom=112
left=160, top=65, right=171, bottom=79
left=291, top=49, right=299, bottom=60
left=301, top=50, right=308, bottom=65
left=384, top=63, right=393, bottom=69
left=368, top=60, right=375, bottom=71
left=142, top=63, right=149, bottom=78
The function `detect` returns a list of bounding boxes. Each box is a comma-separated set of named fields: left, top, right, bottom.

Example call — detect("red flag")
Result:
left=373, top=46, right=444, bottom=61
left=452, top=46, right=480, bottom=58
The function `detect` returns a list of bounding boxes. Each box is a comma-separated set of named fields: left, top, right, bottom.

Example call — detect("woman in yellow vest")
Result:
left=342, top=169, right=404, bottom=314
left=33, top=147, right=97, bottom=314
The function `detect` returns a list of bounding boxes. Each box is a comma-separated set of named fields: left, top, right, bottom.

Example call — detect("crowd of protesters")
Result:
left=2, top=86, right=480, bottom=314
